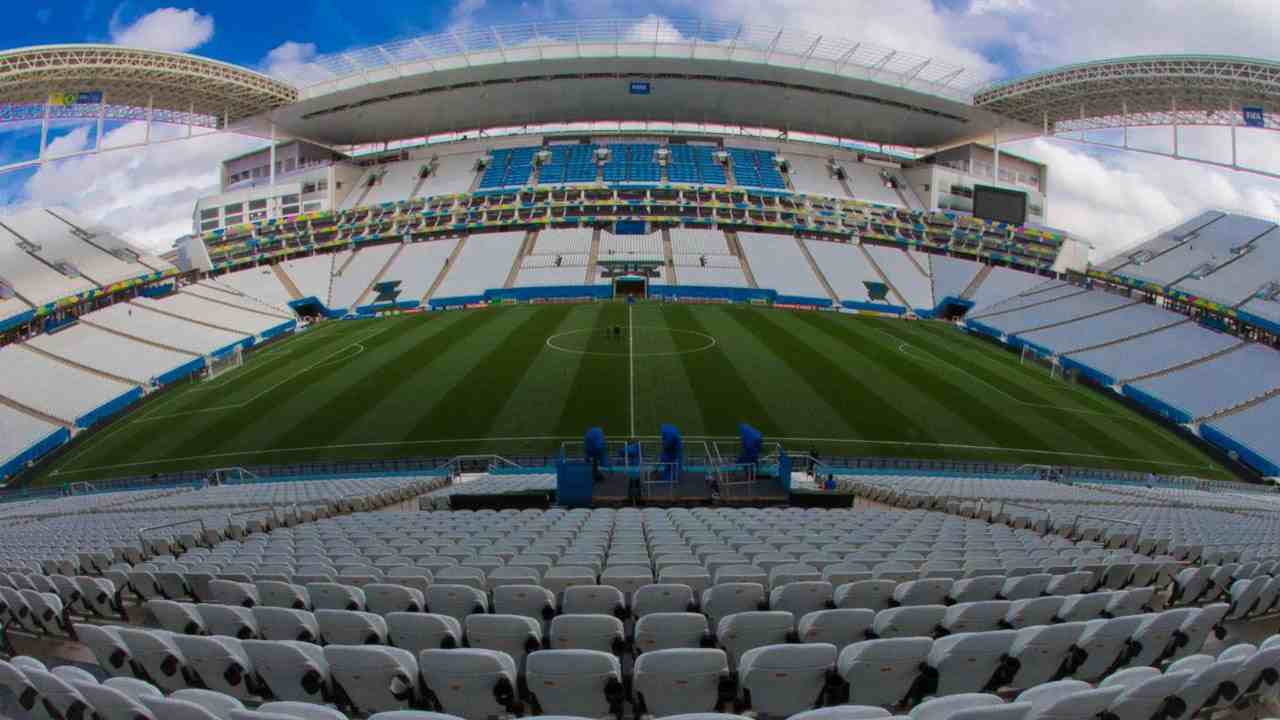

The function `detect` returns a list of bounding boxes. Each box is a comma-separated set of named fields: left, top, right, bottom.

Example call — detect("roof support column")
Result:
left=1230, top=99, right=1238, bottom=169
left=1171, top=96, right=1179, bottom=158
left=38, top=98, right=50, bottom=164
left=269, top=120, right=277, bottom=190
left=94, top=92, right=106, bottom=153
left=1122, top=100, right=1128, bottom=149
left=144, top=95, right=153, bottom=144
left=993, top=125, right=1000, bottom=185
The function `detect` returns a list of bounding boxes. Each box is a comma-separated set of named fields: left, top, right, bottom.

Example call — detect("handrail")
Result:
left=996, top=500, right=1055, bottom=533
left=227, top=506, right=279, bottom=532
left=137, top=518, right=207, bottom=548
left=1068, top=512, right=1141, bottom=540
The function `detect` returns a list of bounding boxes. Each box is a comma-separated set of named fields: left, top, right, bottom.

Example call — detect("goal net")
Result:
left=1020, top=344, right=1064, bottom=381
left=203, top=346, right=243, bottom=382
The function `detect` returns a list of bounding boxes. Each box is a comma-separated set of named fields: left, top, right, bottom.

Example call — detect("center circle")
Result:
left=546, top=326, right=718, bottom=357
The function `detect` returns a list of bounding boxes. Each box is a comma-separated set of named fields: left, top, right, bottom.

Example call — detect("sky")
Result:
left=3, top=0, right=1280, bottom=257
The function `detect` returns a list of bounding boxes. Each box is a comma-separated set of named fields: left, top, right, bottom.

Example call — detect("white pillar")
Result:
left=95, top=92, right=106, bottom=153
left=992, top=126, right=1000, bottom=184
left=38, top=99, right=50, bottom=163
left=144, top=95, right=153, bottom=144
left=1230, top=100, right=1238, bottom=169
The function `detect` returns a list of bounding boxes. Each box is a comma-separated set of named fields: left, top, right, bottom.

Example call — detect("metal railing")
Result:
left=137, top=518, right=207, bottom=550
left=227, top=506, right=280, bottom=533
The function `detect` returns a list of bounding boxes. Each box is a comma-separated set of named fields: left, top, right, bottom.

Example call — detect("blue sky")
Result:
left=4, top=0, right=1280, bottom=253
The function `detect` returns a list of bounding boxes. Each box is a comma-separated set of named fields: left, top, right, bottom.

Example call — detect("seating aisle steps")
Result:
left=796, top=236, right=840, bottom=305
left=423, top=237, right=468, bottom=303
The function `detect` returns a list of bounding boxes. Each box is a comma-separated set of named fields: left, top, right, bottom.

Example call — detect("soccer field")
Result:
left=35, top=302, right=1231, bottom=484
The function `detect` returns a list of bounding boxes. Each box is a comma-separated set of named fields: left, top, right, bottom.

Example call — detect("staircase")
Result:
left=795, top=236, right=839, bottom=304
left=353, top=243, right=406, bottom=308
left=424, top=237, right=467, bottom=303
left=19, top=342, right=137, bottom=387
left=187, top=287, right=292, bottom=321
left=726, top=232, right=759, bottom=288
left=1065, top=318, right=1192, bottom=356
left=503, top=232, right=532, bottom=289
left=959, top=265, right=993, bottom=301
left=129, top=301, right=250, bottom=339
left=1199, top=384, right=1280, bottom=423
left=1124, top=340, right=1247, bottom=384
left=970, top=288, right=1090, bottom=321
left=78, top=317, right=199, bottom=357
left=903, top=250, right=930, bottom=279
left=78, top=316, right=198, bottom=356
left=661, top=229, right=676, bottom=286
left=272, top=264, right=304, bottom=300
left=861, top=245, right=912, bottom=311
left=0, top=391, right=73, bottom=429
left=1016, top=299, right=1143, bottom=335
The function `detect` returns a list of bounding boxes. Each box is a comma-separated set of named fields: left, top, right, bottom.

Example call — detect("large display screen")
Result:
left=973, top=184, right=1028, bottom=225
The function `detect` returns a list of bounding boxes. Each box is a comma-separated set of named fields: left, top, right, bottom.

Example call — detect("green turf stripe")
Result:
left=490, top=304, right=614, bottom=438
left=629, top=303, right=708, bottom=436
left=883, top=319, right=1195, bottom=462
left=143, top=316, right=436, bottom=463
left=553, top=303, right=629, bottom=438
left=792, top=311, right=1003, bottom=446
left=662, top=303, right=775, bottom=436
left=52, top=318, right=420, bottom=474
left=713, top=306, right=883, bottom=438
left=403, top=304, right=578, bottom=446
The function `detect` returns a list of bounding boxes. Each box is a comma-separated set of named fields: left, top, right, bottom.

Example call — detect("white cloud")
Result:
left=13, top=121, right=258, bottom=252
left=259, top=41, right=329, bottom=85
left=1015, top=135, right=1280, bottom=261
left=109, top=7, right=214, bottom=53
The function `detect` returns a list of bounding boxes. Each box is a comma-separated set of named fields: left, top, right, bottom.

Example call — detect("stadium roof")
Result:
left=253, top=18, right=1021, bottom=150
left=974, top=55, right=1280, bottom=133
left=0, top=44, right=297, bottom=128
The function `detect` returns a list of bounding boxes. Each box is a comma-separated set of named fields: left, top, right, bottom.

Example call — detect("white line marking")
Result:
left=545, top=326, right=716, bottom=357
left=629, top=302, right=635, bottom=439
left=50, top=431, right=1215, bottom=478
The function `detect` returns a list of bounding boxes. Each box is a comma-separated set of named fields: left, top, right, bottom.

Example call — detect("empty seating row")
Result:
left=67, top=604, right=1243, bottom=719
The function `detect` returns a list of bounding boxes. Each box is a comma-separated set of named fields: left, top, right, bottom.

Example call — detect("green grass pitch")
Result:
left=33, top=302, right=1231, bottom=485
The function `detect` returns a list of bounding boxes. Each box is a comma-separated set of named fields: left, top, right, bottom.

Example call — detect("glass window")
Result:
left=303, top=202, right=322, bottom=212
left=224, top=203, right=243, bottom=213
left=200, top=208, right=219, bottom=219
left=224, top=214, right=243, bottom=225
left=249, top=199, right=267, bottom=210
left=281, top=194, right=300, bottom=204
left=200, top=219, right=220, bottom=231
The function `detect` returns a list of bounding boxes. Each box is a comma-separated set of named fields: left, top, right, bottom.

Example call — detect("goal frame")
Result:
left=1020, top=344, right=1064, bottom=381
left=202, top=346, right=244, bottom=382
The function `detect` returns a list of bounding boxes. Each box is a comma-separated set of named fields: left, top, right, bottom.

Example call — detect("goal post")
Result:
left=202, top=346, right=243, bottom=382
left=1020, top=344, right=1064, bottom=381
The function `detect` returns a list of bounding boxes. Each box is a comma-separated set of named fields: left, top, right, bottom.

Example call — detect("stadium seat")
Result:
left=198, top=604, right=259, bottom=640
left=561, top=584, right=628, bottom=618
left=893, top=579, right=952, bottom=607
left=318, top=609, right=388, bottom=645
left=837, top=638, right=933, bottom=708
left=909, top=694, right=1004, bottom=720
left=738, top=642, right=838, bottom=716
left=770, top=581, right=834, bottom=617
left=797, top=609, right=875, bottom=650
left=118, top=627, right=190, bottom=693
left=836, top=580, right=897, bottom=611
left=419, top=648, right=520, bottom=720
left=72, top=676, right=162, bottom=720
left=872, top=605, right=946, bottom=639
left=634, top=612, right=712, bottom=653
left=22, top=665, right=93, bottom=720
left=716, top=611, right=793, bottom=668
left=525, top=649, right=624, bottom=718
left=326, top=645, right=419, bottom=715
left=256, top=581, right=310, bottom=610
left=493, top=584, right=558, bottom=629
left=1167, top=653, right=1243, bottom=716
left=149, top=599, right=208, bottom=635
left=309, top=583, right=366, bottom=612
left=1005, top=622, right=1086, bottom=690
left=702, top=583, right=766, bottom=625
left=424, top=584, right=488, bottom=622
left=242, top=640, right=331, bottom=703
left=634, top=583, right=697, bottom=617
left=927, top=630, right=1018, bottom=696
left=233, top=701, right=349, bottom=719
left=633, top=648, right=732, bottom=717
left=1098, top=667, right=1191, bottom=720
left=465, top=614, right=542, bottom=670
left=253, top=606, right=320, bottom=642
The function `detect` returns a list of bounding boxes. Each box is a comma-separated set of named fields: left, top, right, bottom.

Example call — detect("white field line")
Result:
left=51, top=432, right=1215, bottom=478
left=629, top=302, right=635, bottom=439
left=49, top=323, right=393, bottom=475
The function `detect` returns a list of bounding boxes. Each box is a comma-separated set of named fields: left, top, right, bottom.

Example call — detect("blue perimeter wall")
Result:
left=76, top=386, right=145, bottom=428
left=0, top=427, right=70, bottom=480
left=1201, top=423, right=1280, bottom=476
left=1122, top=384, right=1193, bottom=424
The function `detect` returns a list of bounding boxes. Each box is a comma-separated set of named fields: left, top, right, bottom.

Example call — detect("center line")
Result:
left=628, top=302, right=635, bottom=438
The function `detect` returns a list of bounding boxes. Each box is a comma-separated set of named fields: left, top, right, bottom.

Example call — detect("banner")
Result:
left=1243, top=106, right=1265, bottom=128
left=47, top=91, right=104, bottom=107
